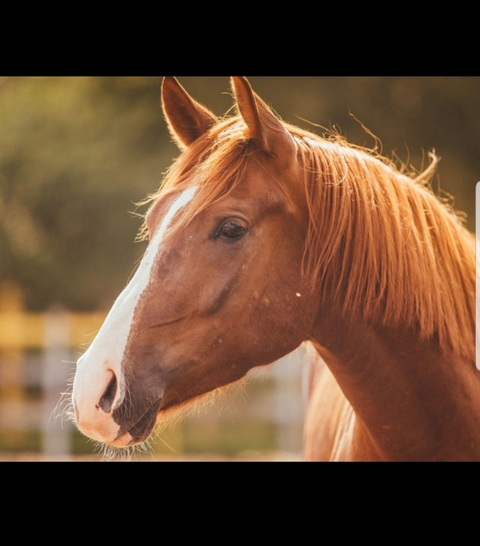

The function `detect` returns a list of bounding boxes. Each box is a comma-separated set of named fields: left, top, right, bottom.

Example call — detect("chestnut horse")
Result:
left=72, top=77, right=480, bottom=461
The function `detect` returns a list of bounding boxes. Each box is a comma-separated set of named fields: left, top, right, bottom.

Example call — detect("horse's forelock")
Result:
left=139, top=117, right=274, bottom=238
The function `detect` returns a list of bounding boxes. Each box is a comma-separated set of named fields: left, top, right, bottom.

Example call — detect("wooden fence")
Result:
left=0, top=283, right=106, bottom=351
left=0, top=282, right=106, bottom=456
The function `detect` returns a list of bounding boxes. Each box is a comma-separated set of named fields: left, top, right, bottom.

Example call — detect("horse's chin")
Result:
left=109, top=400, right=161, bottom=446
left=108, top=432, right=134, bottom=447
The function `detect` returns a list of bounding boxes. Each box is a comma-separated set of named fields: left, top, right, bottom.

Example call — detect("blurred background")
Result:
left=0, top=76, right=478, bottom=461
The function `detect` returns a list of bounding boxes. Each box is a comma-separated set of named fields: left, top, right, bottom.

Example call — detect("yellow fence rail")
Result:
left=0, top=310, right=106, bottom=351
left=0, top=281, right=106, bottom=351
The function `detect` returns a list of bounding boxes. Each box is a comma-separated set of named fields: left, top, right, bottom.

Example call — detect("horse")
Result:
left=71, top=76, right=480, bottom=461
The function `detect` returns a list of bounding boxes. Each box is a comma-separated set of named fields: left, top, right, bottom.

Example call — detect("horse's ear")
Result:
left=231, top=77, right=296, bottom=158
left=161, top=77, right=218, bottom=149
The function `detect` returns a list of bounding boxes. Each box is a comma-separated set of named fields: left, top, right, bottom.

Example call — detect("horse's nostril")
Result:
left=98, top=374, right=118, bottom=413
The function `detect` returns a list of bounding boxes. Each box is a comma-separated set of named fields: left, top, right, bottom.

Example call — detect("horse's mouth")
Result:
left=115, top=400, right=162, bottom=446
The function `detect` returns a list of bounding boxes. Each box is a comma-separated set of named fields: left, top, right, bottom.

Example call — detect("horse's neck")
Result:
left=310, top=308, right=480, bottom=461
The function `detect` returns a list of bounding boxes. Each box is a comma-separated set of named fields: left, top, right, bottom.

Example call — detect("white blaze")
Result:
left=72, top=186, right=197, bottom=443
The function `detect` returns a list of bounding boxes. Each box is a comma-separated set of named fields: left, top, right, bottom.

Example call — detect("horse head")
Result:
left=72, top=77, right=319, bottom=447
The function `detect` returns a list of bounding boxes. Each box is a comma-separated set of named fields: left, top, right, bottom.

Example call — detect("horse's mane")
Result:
left=295, top=131, right=474, bottom=363
left=141, top=115, right=475, bottom=363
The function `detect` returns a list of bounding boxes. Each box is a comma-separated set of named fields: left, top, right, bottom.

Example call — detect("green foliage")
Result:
left=0, top=77, right=172, bottom=310
left=1, top=77, right=478, bottom=311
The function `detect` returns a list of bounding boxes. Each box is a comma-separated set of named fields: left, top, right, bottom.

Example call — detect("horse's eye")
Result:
left=218, top=220, right=247, bottom=240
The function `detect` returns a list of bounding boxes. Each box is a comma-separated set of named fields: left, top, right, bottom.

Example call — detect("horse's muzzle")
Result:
left=112, top=399, right=162, bottom=445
